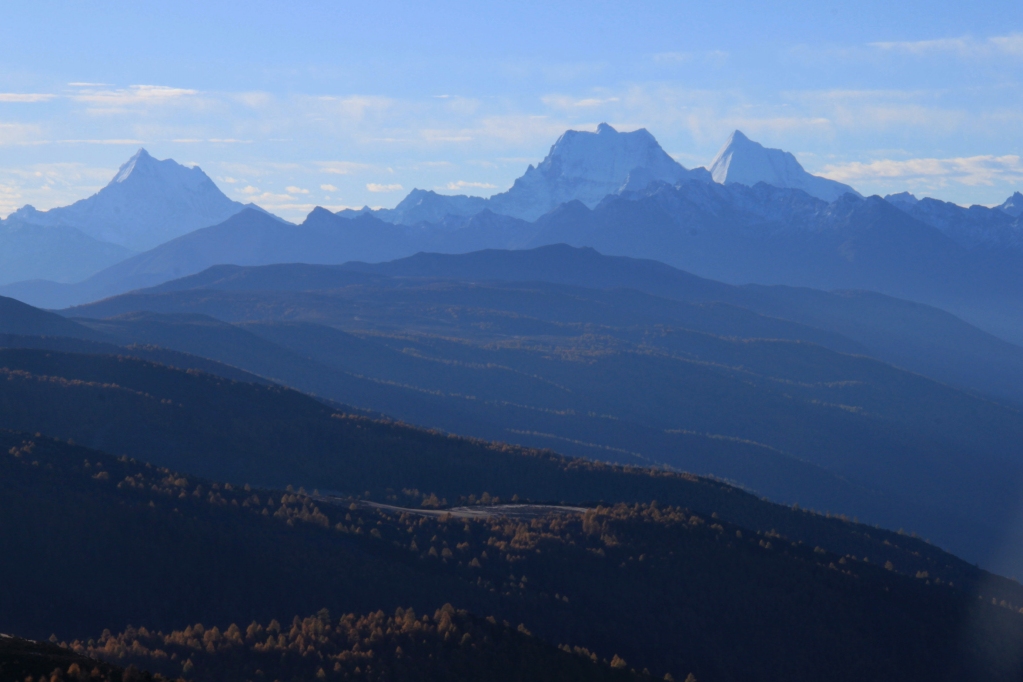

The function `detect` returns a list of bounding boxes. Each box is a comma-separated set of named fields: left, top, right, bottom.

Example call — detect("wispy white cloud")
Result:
left=0, top=123, right=44, bottom=146
left=542, top=95, right=621, bottom=109
left=420, top=130, right=474, bottom=142
left=234, top=91, right=274, bottom=109
left=651, top=50, right=728, bottom=66
left=420, top=114, right=574, bottom=148
left=57, top=139, right=145, bottom=145
left=0, top=162, right=116, bottom=217
left=312, top=95, right=393, bottom=121
left=366, top=183, right=403, bottom=192
left=285, top=185, right=309, bottom=194
left=72, top=84, right=199, bottom=105
left=320, top=184, right=337, bottom=191
left=171, top=137, right=251, bottom=144
left=0, top=181, right=23, bottom=215
left=870, top=33, right=1023, bottom=58
left=0, top=93, right=56, bottom=103
left=822, top=154, right=1023, bottom=188
left=445, top=180, right=496, bottom=190
left=652, top=52, right=692, bottom=64
left=317, top=161, right=370, bottom=175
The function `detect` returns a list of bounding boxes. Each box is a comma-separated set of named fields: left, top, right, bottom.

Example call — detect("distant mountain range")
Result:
left=885, top=191, right=1023, bottom=249
left=339, top=123, right=712, bottom=225
left=3, top=124, right=1023, bottom=344
left=0, top=218, right=134, bottom=285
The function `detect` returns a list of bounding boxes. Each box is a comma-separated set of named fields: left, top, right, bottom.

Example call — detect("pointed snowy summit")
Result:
left=5, top=149, right=247, bottom=251
left=709, top=130, right=860, bottom=202
left=114, top=148, right=155, bottom=182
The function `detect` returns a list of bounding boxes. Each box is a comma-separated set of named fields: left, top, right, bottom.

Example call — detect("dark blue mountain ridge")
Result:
left=128, top=242, right=1023, bottom=411
left=0, top=217, right=135, bottom=286
left=5, top=178, right=1021, bottom=343
left=43, top=257, right=1023, bottom=574
left=884, top=191, right=1023, bottom=250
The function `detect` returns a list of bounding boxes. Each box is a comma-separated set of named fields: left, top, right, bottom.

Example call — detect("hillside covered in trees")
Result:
left=0, top=345, right=1019, bottom=593
left=2, top=429, right=1023, bottom=681
left=0, top=634, right=168, bottom=682
left=68, top=607, right=649, bottom=682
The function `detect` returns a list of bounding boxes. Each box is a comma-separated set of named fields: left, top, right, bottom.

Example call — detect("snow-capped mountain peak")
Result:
left=709, top=130, right=860, bottom=202
left=114, top=148, right=153, bottom=183
left=486, top=123, right=710, bottom=220
left=4, top=149, right=246, bottom=252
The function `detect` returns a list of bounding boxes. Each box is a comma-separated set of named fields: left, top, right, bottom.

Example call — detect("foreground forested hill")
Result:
left=69, top=608, right=648, bottom=682
left=2, top=430, right=1023, bottom=681
left=0, top=345, right=1018, bottom=597
left=0, top=635, right=165, bottom=682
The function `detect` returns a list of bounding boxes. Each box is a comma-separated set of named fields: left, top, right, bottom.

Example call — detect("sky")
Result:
left=2, top=0, right=1023, bottom=221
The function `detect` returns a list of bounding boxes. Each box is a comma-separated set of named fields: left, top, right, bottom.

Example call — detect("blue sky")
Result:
left=2, top=0, right=1022, bottom=221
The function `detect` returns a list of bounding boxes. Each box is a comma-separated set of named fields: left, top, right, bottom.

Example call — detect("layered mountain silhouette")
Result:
left=0, top=217, right=134, bottom=286
left=4, top=126, right=1023, bottom=346
left=7, top=124, right=1023, bottom=682
left=20, top=242, right=1023, bottom=573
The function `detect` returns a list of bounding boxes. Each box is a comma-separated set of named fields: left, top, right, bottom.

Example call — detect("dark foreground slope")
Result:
left=3, top=431, right=1023, bottom=682
left=0, top=635, right=164, bottom=682
left=0, top=346, right=946, bottom=560
left=0, top=346, right=1016, bottom=602
left=74, top=608, right=645, bottom=682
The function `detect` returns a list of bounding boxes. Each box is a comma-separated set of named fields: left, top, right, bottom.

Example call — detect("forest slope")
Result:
left=55, top=280, right=1023, bottom=572
left=2, top=430, right=1023, bottom=682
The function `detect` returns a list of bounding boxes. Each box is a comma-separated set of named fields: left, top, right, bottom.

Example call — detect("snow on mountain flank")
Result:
left=487, top=122, right=711, bottom=221
left=709, top=130, right=860, bottom=202
left=363, top=123, right=713, bottom=225
left=5, top=149, right=247, bottom=252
